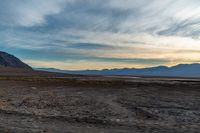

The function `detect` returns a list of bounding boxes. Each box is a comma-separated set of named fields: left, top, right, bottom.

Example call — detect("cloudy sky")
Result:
left=1, top=0, right=200, bottom=70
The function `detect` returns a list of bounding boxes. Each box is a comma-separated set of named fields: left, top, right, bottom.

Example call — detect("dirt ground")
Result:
left=0, top=76, right=200, bottom=133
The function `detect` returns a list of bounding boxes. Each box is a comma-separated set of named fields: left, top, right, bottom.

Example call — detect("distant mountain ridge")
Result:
left=0, top=51, right=32, bottom=69
left=36, top=63, right=200, bottom=77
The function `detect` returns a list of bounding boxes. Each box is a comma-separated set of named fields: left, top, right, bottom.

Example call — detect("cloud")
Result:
left=1, top=0, right=200, bottom=69
left=24, top=58, right=168, bottom=70
left=66, top=43, right=115, bottom=50
left=2, top=0, right=200, bottom=36
left=0, top=0, right=69, bottom=27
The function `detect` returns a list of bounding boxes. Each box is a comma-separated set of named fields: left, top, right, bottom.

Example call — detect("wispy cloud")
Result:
left=0, top=0, right=68, bottom=27
left=0, top=0, right=200, bottom=69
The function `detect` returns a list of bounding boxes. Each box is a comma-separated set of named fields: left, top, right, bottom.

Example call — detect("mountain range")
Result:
left=0, top=51, right=199, bottom=77
left=36, top=63, right=200, bottom=77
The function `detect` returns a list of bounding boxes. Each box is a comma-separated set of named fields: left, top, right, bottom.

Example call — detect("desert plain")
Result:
left=0, top=73, right=199, bottom=133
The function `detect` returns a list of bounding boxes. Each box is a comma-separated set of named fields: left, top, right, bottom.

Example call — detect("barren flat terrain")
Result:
left=0, top=75, right=200, bottom=133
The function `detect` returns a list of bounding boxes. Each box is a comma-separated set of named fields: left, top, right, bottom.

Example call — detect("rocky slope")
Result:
left=0, top=51, right=32, bottom=70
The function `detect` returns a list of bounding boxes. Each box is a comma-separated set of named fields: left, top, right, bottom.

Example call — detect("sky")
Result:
left=0, top=0, right=200, bottom=70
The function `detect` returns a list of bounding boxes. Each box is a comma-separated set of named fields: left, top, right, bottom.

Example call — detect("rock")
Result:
left=0, top=51, right=32, bottom=70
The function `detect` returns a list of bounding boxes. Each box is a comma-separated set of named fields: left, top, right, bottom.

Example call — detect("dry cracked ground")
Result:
left=0, top=76, right=200, bottom=133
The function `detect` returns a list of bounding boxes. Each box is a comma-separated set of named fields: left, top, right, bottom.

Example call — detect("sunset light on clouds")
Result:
left=1, top=0, right=200, bottom=70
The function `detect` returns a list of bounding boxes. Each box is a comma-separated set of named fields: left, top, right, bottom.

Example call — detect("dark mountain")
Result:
left=36, top=63, right=200, bottom=77
left=0, top=51, right=32, bottom=70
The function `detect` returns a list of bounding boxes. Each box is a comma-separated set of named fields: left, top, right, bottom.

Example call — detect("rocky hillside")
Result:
left=0, top=51, right=32, bottom=69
